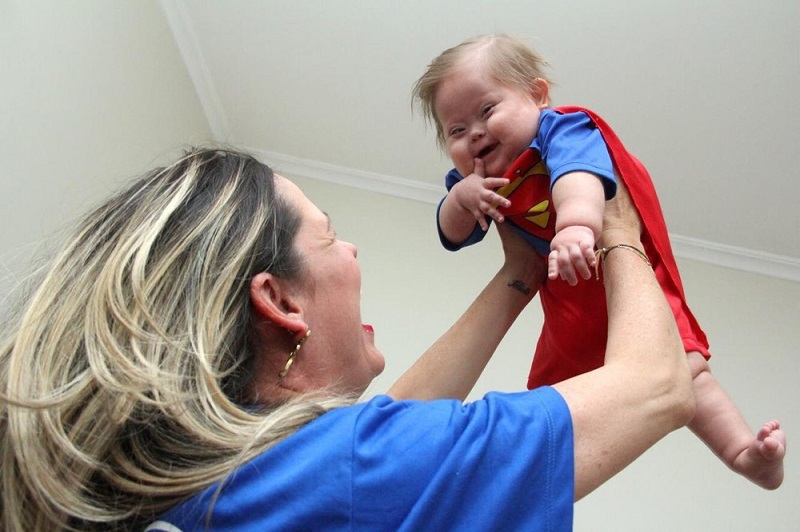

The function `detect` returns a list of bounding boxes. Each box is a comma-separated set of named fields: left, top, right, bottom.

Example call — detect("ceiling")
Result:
left=160, top=0, right=799, bottom=281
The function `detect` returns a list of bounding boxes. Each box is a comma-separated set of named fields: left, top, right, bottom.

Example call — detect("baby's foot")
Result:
left=733, top=420, right=786, bottom=490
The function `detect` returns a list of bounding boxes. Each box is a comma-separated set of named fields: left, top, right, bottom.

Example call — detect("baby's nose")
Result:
left=470, top=127, right=485, bottom=141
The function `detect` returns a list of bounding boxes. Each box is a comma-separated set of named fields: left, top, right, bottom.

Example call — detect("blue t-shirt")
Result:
left=438, top=108, right=617, bottom=253
left=146, top=387, right=574, bottom=531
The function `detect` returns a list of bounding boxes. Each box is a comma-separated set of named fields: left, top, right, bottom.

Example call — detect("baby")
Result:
left=413, top=34, right=785, bottom=490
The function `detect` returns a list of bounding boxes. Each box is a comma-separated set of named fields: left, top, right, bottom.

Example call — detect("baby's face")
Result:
left=434, top=65, right=547, bottom=178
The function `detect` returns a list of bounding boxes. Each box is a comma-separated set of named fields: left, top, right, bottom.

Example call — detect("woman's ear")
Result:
left=250, top=272, right=307, bottom=336
left=532, top=78, right=550, bottom=109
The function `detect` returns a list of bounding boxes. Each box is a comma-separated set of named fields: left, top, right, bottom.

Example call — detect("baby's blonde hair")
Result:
left=412, top=34, right=552, bottom=148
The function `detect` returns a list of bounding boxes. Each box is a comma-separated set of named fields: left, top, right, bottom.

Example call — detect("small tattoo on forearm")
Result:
left=508, top=279, right=531, bottom=295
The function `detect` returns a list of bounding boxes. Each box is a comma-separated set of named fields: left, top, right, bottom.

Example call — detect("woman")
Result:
left=0, top=148, right=693, bottom=530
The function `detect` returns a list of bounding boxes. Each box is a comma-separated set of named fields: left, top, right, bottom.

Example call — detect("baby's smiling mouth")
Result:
left=478, top=144, right=497, bottom=159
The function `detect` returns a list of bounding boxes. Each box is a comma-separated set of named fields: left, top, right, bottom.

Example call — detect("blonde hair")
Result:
left=412, top=34, right=552, bottom=148
left=0, top=148, right=350, bottom=530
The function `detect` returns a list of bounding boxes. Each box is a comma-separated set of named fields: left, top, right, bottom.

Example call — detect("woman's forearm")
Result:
left=554, top=229, right=695, bottom=500
left=388, top=252, right=544, bottom=402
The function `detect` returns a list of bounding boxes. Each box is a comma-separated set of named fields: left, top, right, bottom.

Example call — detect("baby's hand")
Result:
left=451, top=158, right=510, bottom=231
left=548, top=225, right=597, bottom=285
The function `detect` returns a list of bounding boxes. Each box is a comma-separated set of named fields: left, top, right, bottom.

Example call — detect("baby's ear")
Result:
left=532, top=78, right=550, bottom=108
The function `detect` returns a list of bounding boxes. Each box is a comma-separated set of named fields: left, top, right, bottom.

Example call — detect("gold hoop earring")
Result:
left=278, top=329, right=311, bottom=378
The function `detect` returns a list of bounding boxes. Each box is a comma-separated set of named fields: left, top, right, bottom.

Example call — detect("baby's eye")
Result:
left=447, top=126, right=465, bottom=137
left=481, top=104, right=495, bottom=117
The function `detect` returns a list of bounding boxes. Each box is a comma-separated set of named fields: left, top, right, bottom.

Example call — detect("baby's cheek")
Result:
left=448, top=144, right=468, bottom=170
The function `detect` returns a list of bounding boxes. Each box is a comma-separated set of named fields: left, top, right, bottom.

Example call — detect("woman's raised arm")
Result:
left=553, top=182, right=696, bottom=500
left=388, top=223, right=546, bottom=401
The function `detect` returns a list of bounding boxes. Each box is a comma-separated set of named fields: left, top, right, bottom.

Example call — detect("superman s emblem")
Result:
left=496, top=148, right=557, bottom=242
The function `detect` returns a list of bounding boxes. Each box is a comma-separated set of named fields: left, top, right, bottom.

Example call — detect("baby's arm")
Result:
left=549, top=171, right=607, bottom=285
left=439, top=158, right=510, bottom=244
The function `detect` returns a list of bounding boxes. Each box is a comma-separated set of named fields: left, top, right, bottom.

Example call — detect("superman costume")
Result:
left=437, top=106, right=710, bottom=389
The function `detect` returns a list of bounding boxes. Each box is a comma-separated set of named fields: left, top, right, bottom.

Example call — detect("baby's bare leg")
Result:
left=687, top=351, right=785, bottom=490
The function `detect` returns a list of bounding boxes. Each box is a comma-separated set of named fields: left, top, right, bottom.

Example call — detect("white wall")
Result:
left=0, top=0, right=212, bottom=301
left=2, top=2, right=796, bottom=530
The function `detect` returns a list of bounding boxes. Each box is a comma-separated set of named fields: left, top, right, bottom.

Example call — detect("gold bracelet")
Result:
left=594, top=244, right=652, bottom=280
